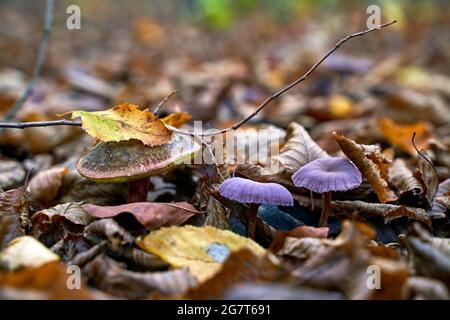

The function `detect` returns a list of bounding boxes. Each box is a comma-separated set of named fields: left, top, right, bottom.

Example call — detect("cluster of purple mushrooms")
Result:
left=219, top=157, right=363, bottom=238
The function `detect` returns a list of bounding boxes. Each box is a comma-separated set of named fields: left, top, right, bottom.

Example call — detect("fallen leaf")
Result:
left=29, top=167, right=68, bottom=204
left=0, top=160, right=25, bottom=190
left=379, top=118, right=432, bottom=155
left=270, top=225, right=329, bottom=253
left=69, top=103, right=172, bottom=146
left=406, top=276, right=450, bottom=300
left=33, top=202, right=95, bottom=227
left=431, top=179, right=450, bottom=218
left=83, top=254, right=197, bottom=299
left=0, top=261, right=92, bottom=299
left=161, top=112, right=192, bottom=128
left=137, top=225, right=266, bottom=282
left=333, top=200, right=432, bottom=227
left=415, top=150, right=439, bottom=208
left=183, top=249, right=287, bottom=299
left=332, top=131, right=397, bottom=203
left=0, top=236, right=59, bottom=271
left=83, top=202, right=202, bottom=230
left=389, top=159, right=423, bottom=198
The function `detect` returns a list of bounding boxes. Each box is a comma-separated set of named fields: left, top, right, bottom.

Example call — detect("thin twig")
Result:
left=0, top=119, right=81, bottom=129
left=170, top=20, right=397, bottom=137
left=0, top=22, right=396, bottom=133
left=153, top=90, right=177, bottom=115
left=2, top=0, right=54, bottom=122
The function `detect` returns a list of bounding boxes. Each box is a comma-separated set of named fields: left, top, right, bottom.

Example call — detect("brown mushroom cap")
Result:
left=77, top=134, right=200, bottom=183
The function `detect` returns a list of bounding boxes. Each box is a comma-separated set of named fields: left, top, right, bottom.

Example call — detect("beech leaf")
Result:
left=83, top=202, right=202, bottom=230
left=69, top=103, right=172, bottom=146
left=332, top=131, right=397, bottom=203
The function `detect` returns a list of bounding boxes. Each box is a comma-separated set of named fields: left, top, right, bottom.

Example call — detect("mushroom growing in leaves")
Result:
left=292, top=157, right=362, bottom=227
left=218, top=177, right=294, bottom=239
left=77, top=134, right=200, bottom=203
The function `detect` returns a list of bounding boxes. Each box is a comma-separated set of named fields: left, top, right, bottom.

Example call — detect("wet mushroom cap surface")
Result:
left=77, top=134, right=200, bottom=183
left=292, top=157, right=362, bottom=193
left=219, top=177, right=293, bottom=206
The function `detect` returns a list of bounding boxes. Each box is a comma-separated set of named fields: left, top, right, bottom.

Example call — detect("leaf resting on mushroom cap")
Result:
left=77, top=134, right=200, bottom=182
left=69, top=103, right=172, bottom=146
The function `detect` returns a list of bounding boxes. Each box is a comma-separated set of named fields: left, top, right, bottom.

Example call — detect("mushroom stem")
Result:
left=128, top=178, right=150, bottom=203
left=319, top=192, right=332, bottom=227
left=247, top=204, right=258, bottom=239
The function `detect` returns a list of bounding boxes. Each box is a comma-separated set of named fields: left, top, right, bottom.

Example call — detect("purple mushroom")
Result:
left=219, top=177, right=294, bottom=239
left=292, top=157, right=362, bottom=227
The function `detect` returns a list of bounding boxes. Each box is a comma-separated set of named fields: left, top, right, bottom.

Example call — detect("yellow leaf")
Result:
left=0, top=236, right=59, bottom=271
left=378, top=118, right=432, bottom=155
left=137, top=225, right=265, bottom=282
left=69, top=103, right=172, bottom=146
left=329, top=95, right=353, bottom=118
left=161, top=112, right=192, bottom=128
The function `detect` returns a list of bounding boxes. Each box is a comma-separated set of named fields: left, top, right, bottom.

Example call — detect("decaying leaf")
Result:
left=204, top=195, right=230, bottom=230
left=0, top=236, right=59, bottom=271
left=378, top=118, right=432, bottom=155
left=0, top=160, right=25, bottom=190
left=406, top=276, right=449, bottom=300
left=29, top=167, right=68, bottom=204
left=333, top=200, right=432, bottom=227
left=161, top=112, right=192, bottom=128
left=270, top=226, right=329, bottom=253
left=84, top=219, right=133, bottom=251
left=416, top=150, right=439, bottom=208
left=0, top=261, right=93, bottom=300
left=389, top=159, right=423, bottom=198
left=137, top=225, right=266, bottom=282
left=84, top=254, right=197, bottom=299
left=32, top=202, right=95, bottom=227
left=430, top=179, right=450, bottom=218
left=83, top=202, right=202, bottom=230
left=332, top=131, right=397, bottom=203
left=183, top=248, right=287, bottom=299
left=69, top=103, right=172, bottom=146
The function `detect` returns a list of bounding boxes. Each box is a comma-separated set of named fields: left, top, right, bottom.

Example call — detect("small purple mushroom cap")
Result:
left=292, top=157, right=362, bottom=193
left=219, top=177, right=293, bottom=206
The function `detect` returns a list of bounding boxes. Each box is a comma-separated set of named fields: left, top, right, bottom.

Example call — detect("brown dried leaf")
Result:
left=0, top=262, right=92, bottom=299
left=29, top=167, right=68, bottom=204
left=84, top=219, right=133, bottom=251
left=204, top=195, right=230, bottom=230
left=83, top=202, right=202, bottom=230
left=161, top=112, right=192, bottom=128
left=389, top=159, right=423, bottom=198
left=32, top=202, right=95, bottom=227
left=270, top=226, right=329, bottom=253
left=83, top=254, right=197, bottom=299
left=0, top=160, right=25, bottom=190
left=183, top=249, right=288, bottom=299
left=333, top=200, right=432, bottom=227
left=415, top=150, right=439, bottom=208
left=332, top=132, right=397, bottom=203
left=430, top=179, right=450, bottom=218
left=406, top=277, right=449, bottom=300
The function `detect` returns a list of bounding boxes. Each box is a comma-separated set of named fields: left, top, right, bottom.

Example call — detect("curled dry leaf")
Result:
left=161, top=112, right=192, bottom=128
left=270, top=226, right=329, bottom=253
left=430, top=179, right=450, bottom=218
left=32, top=202, right=95, bottom=227
left=0, top=160, right=25, bottom=190
left=278, top=237, right=327, bottom=261
left=415, top=150, right=439, bottom=209
left=333, top=200, right=432, bottom=227
left=237, top=122, right=327, bottom=185
left=29, top=167, right=68, bottom=204
left=137, top=225, right=266, bottom=282
left=0, top=261, right=92, bottom=300
left=183, top=248, right=287, bottom=299
left=0, top=236, right=59, bottom=271
left=83, top=202, right=202, bottom=230
left=389, top=159, right=423, bottom=198
left=204, top=195, right=230, bottom=230
left=332, top=131, right=397, bottom=203
left=69, top=103, right=172, bottom=147
left=83, top=254, right=197, bottom=299
left=378, top=118, right=432, bottom=155
left=84, top=219, right=133, bottom=251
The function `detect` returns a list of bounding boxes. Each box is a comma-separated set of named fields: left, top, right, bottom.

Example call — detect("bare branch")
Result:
left=152, top=90, right=177, bottom=115
left=2, top=0, right=54, bottom=122
left=0, top=21, right=397, bottom=134
left=0, top=120, right=81, bottom=129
